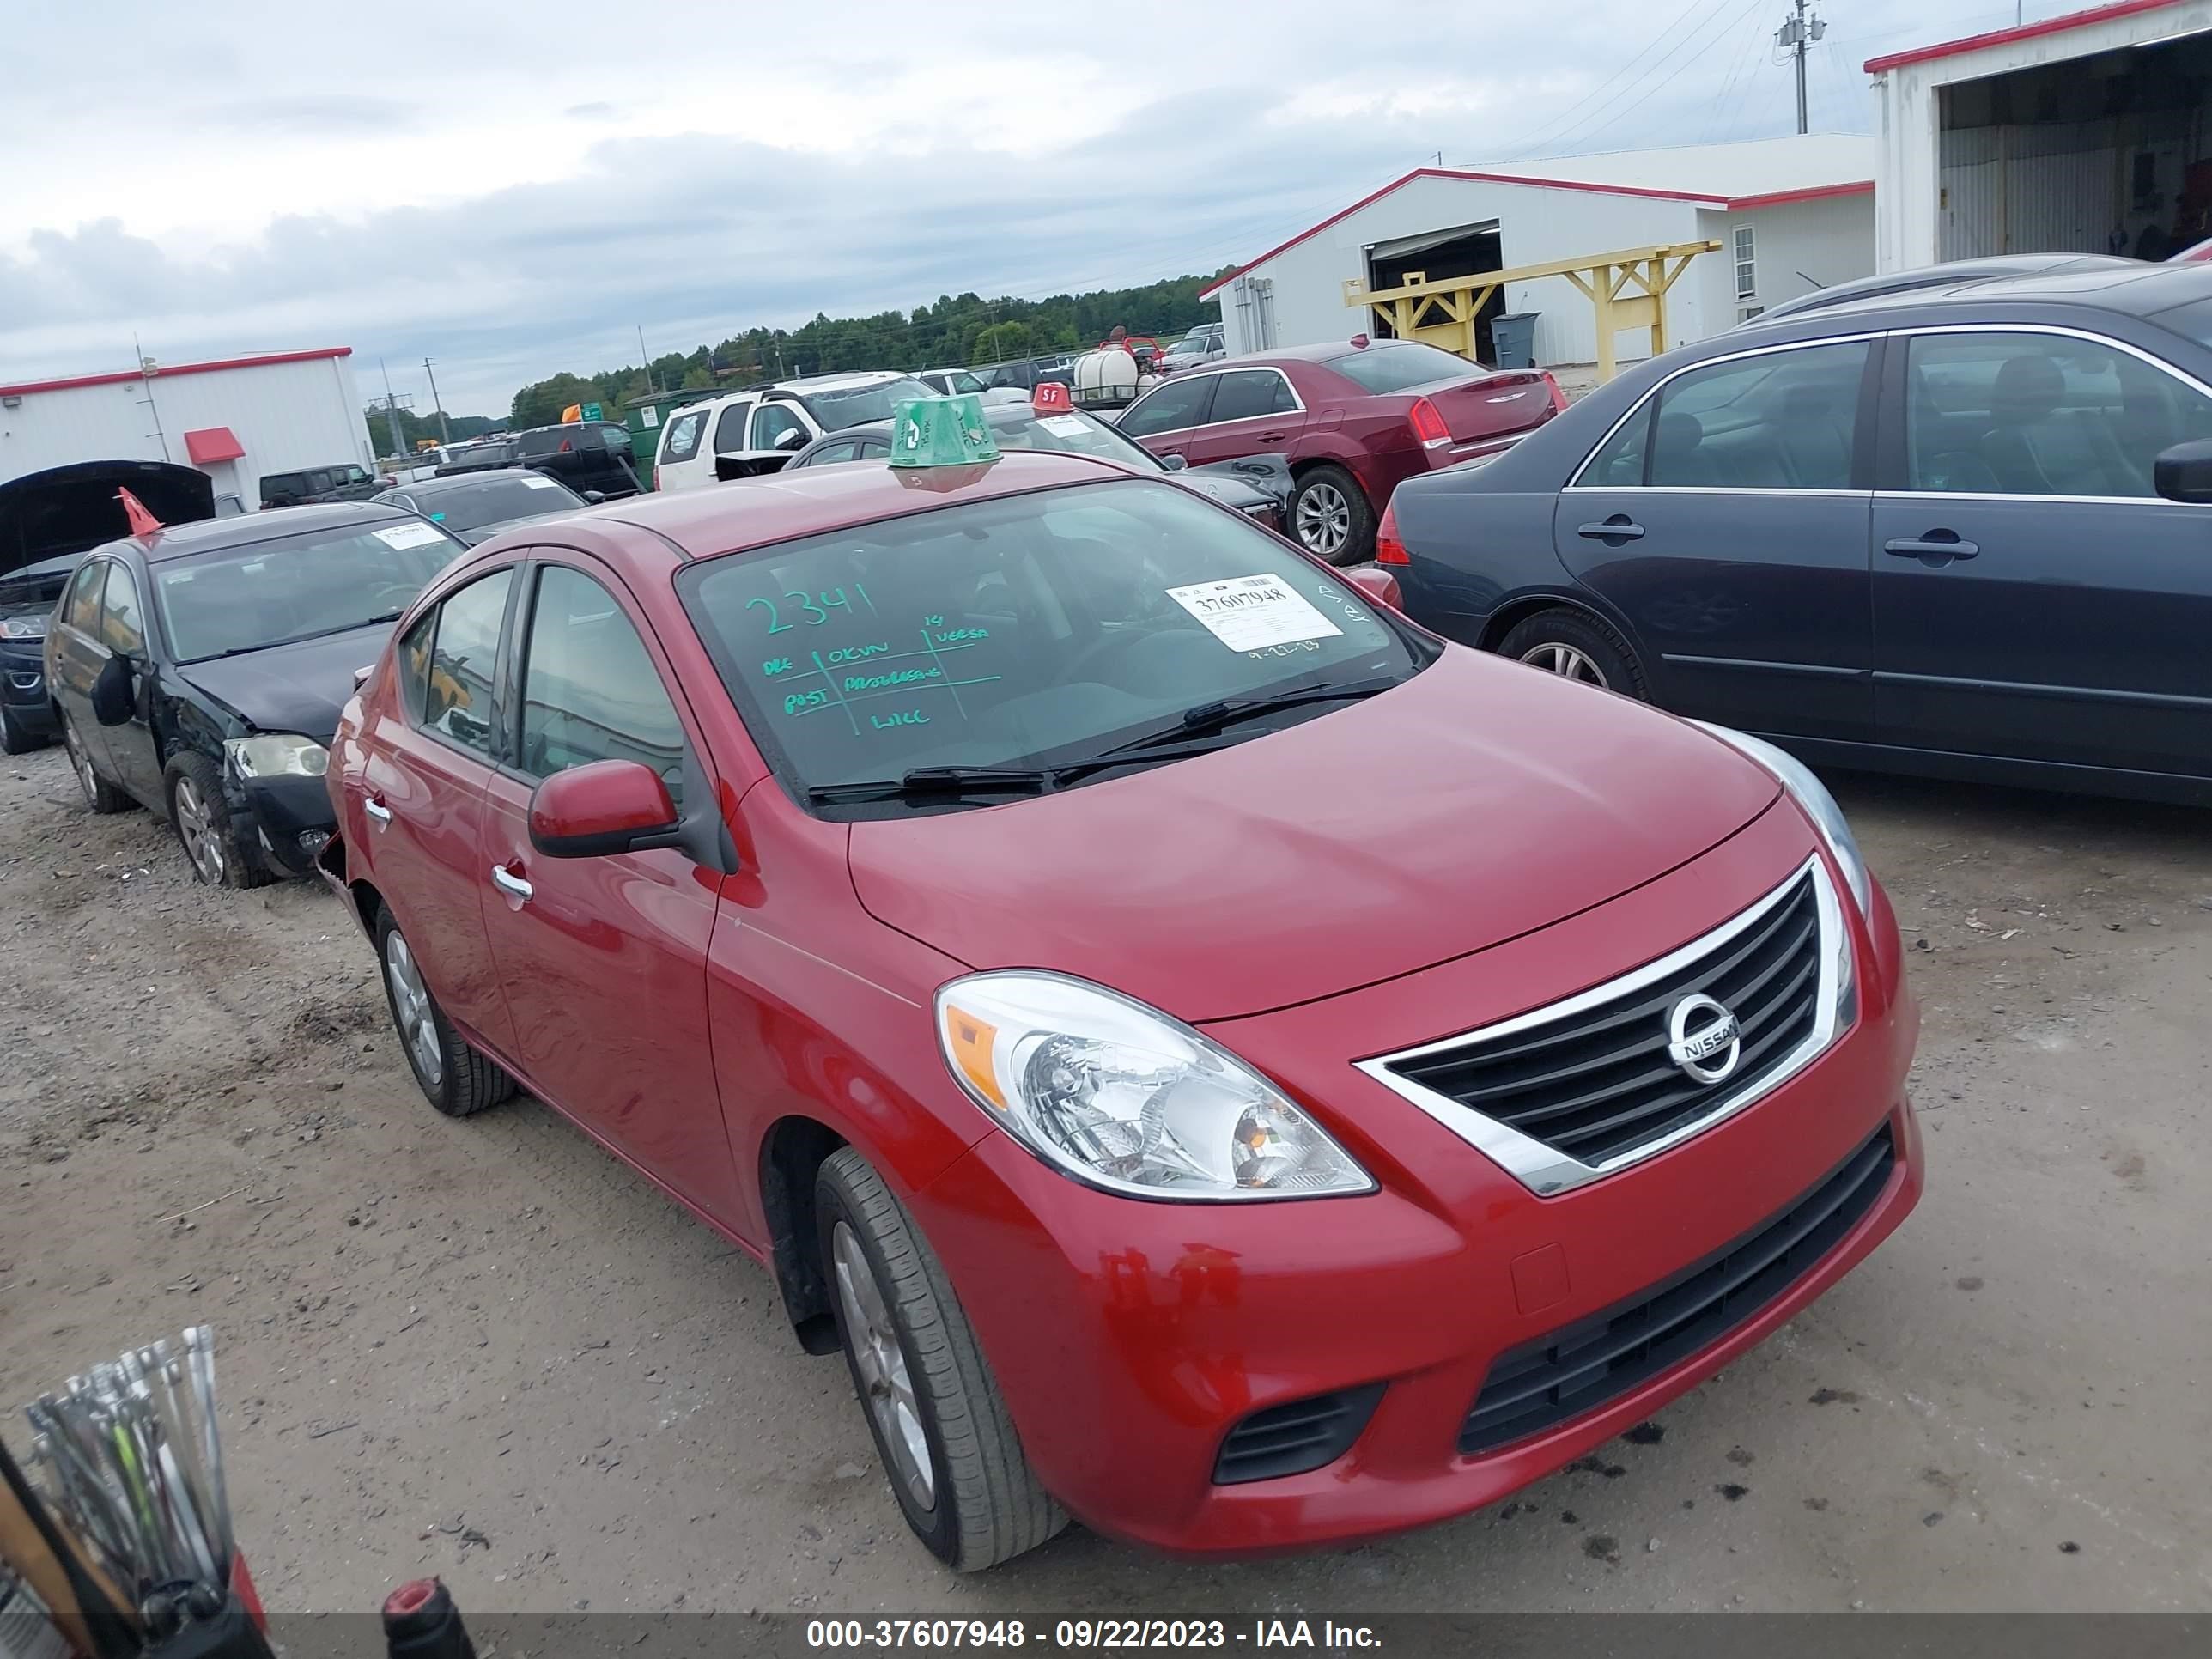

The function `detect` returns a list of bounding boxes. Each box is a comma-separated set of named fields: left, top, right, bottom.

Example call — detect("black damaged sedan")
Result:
left=44, top=502, right=464, bottom=887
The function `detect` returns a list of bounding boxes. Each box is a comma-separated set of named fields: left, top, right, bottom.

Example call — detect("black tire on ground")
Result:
left=1288, top=462, right=1376, bottom=566
left=164, top=752, right=272, bottom=890
left=372, top=903, right=518, bottom=1117
left=63, top=714, right=132, bottom=814
left=815, top=1146, right=1066, bottom=1571
left=1495, top=606, right=1648, bottom=699
left=1, top=703, right=45, bottom=756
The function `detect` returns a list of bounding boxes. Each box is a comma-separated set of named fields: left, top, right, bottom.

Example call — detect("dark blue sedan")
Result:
left=1382, top=260, right=2212, bottom=805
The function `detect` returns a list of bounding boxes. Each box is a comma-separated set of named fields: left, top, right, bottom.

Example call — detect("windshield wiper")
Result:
left=805, top=765, right=1060, bottom=805
left=1175, top=676, right=1400, bottom=737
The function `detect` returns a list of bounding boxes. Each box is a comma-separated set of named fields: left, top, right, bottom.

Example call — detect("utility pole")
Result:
left=373, top=357, right=414, bottom=464
left=422, top=358, right=450, bottom=441
left=638, top=325, right=653, bottom=393
left=1776, top=0, right=1826, bottom=135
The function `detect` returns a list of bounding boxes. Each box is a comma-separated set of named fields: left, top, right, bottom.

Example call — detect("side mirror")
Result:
left=528, top=759, right=678, bottom=859
left=2154, top=439, right=2212, bottom=504
left=1344, top=567, right=1403, bottom=611
left=582, top=489, right=607, bottom=504
left=353, top=663, right=376, bottom=692
left=773, top=428, right=807, bottom=452
left=1159, top=453, right=1188, bottom=471
left=91, top=653, right=134, bottom=726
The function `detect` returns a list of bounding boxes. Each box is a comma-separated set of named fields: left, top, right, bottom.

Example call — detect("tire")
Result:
left=62, top=714, right=131, bottom=814
left=1496, top=606, right=1648, bottom=699
left=164, top=753, right=271, bottom=890
left=1, top=703, right=45, bottom=756
left=1288, top=463, right=1376, bottom=566
left=816, top=1147, right=1065, bottom=1571
left=372, top=903, right=517, bottom=1117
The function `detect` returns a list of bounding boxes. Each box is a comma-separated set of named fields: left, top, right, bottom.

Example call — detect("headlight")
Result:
left=1692, top=721, right=1871, bottom=915
left=0, top=615, right=48, bottom=641
left=226, top=732, right=329, bottom=780
left=935, top=971, right=1375, bottom=1201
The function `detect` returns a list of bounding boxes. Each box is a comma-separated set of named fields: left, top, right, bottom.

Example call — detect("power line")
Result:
left=1545, top=0, right=1768, bottom=155
left=1513, top=0, right=1733, bottom=157
left=1699, top=12, right=1766, bottom=143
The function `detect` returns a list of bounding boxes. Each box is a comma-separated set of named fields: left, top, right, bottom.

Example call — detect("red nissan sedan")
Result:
left=319, top=448, right=1921, bottom=1570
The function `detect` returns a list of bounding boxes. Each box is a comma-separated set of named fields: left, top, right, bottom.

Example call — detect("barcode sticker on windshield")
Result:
left=1165, top=574, right=1343, bottom=653
left=374, top=521, right=447, bottom=549
left=520, top=476, right=560, bottom=489
left=1038, top=415, right=1089, bottom=436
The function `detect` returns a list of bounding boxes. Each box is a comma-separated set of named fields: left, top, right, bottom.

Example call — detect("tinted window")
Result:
left=1644, top=341, right=1867, bottom=490
left=99, top=563, right=146, bottom=655
left=307, top=471, right=334, bottom=494
left=1119, top=375, right=1213, bottom=437
left=798, top=377, right=936, bottom=431
left=799, top=440, right=860, bottom=466
left=1320, top=342, right=1474, bottom=394
left=712, top=403, right=751, bottom=453
left=1580, top=403, right=1654, bottom=488
left=752, top=404, right=810, bottom=451
left=259, top=473, right=302, bottom=501
left=421, top=474, right=582, bottom=532
left=519, top=567, right=685, bottom=804
left=153, top=520, right=459, bottom=662
left=395, top=611, right=434, bottom=724
left=678, top=478, right=1419, bottom=812
left=1207, top=370, right=1291, bottom=425
left=1904, top=331, right=2212, bottom=497
left=63, top=561, right=106, bottom=629
left=421, top=569, right=513, bottom=757
left=660, top=410, right=706, bottom=464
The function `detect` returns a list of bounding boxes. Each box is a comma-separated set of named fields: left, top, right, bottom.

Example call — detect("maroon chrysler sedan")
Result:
left=320, top=449, right=1920, bottom=1570
left=1111, top=337, right=1566, bottom=563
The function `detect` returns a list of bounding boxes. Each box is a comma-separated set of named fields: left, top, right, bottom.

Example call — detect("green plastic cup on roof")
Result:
left=889, top=394, right=1000, bottom=468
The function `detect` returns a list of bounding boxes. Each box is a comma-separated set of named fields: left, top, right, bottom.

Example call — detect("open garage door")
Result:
left=1939, top=29, right=2212, bottom=262
left=1365, top=220, right=1504, bottom=356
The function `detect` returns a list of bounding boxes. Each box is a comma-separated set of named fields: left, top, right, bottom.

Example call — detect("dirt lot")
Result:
left=3, top=741, right=2209, bottom=1615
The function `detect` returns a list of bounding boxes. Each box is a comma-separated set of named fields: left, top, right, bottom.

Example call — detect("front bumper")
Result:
left=905, top=805, right=1921, bottom=1557
left=0, top=646, right=56, bottom=732
left=228, top=770, right=337, bottom=878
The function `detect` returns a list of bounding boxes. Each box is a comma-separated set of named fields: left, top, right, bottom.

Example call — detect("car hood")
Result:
left=1182, top=453, right=1291, bottom=507
left=847, top=649, right=1781, bottom=1022
left=176, top=621, right=397, bottom=746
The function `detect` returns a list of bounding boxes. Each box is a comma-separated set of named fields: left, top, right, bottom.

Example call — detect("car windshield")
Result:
left=418, top=474, right=583, bottom=530
left=1319, top=341, right=1476, bottom=393
left=678, top=477, right=1424, bottom=816
left=799, top=377, right=936, bottom=431
left=987, top=409, right=1164, bottom=469
left=153, top=520, right=459, bottom=662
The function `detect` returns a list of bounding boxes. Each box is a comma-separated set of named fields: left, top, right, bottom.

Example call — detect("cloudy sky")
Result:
left=4, top=0, right=2047, bottom=416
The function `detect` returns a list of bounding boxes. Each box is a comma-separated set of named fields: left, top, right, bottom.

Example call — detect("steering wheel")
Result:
left=371, top=581, right=422, bottom=613
left=1057, top=626, right=1152, bottom=689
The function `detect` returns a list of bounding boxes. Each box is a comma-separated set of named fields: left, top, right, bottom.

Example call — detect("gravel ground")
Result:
left=3, top=739, right=2208, bottom=1615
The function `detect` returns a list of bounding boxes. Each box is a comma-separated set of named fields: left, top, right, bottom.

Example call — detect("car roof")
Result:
left=805, top=401, right=1076, bottom=445
left=126, top=501, right=416, bottom=563
left=593, top=449, right=1129, bottom=559
left=1778, top=258, right=2212, bottom=329
left=398, top=468, right=556, bottom=495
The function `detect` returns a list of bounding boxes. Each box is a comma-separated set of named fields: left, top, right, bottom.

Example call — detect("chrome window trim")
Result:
left=1564, top=331, right=1884, bottom=492
left=1876, top=489, right=2209, bottom=507
left=1121, top=367, right=1305, bottom=441
left=1354, top=855, right=1845, bottom=1197
left=1577, top=486, right=1868, bottom=498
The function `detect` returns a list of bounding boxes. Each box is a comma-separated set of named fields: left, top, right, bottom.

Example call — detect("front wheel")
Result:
left=166, top=753, right=270, bottom=889
left=816, top=1147, right=1065, bottom=1571
left=1495, top=607, right=1647, bottom=698
left=1288, top=463, right=1376, bottom=565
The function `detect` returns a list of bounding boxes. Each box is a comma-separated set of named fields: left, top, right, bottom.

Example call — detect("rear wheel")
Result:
left=1288, top=464, right=1375, bottom=565
left=1496, top=607, right=1647, bottom=698
left=63, top=715, right=131, bottom=814
left=373, top=904, right=516, bottom=1117
left=165, top=753, right=270, bottom=889
left=816, top=1147, right=1065, bottom=1571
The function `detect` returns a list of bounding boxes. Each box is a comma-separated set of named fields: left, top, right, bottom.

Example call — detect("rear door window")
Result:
left=660, top=410, right=706, bottom=464
left=1206, top=371, right=1291, bottom=425
left=802, top=440, right=860, bottom=466
left=712, top=402, right=753, bottom=454
left=63, top=560, right=106, bottom=629
left=1639, top=341, right=1869, bottom=490
left=99, top=562, right=147, bottom=656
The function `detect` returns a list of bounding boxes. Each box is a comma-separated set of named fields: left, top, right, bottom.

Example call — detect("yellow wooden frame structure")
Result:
left=1342, top=240, right=1722, bottom=382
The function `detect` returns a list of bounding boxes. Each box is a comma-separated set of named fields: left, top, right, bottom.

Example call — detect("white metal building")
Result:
left=0, top=348, right=373, bottom=509
left=1205, top=136, right=1877, bottom=369
left=1871, top=0, right=2212, bottom=271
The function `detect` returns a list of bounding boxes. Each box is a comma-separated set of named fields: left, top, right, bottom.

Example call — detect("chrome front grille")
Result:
left=1357, top=856, right=1848, bottom=1195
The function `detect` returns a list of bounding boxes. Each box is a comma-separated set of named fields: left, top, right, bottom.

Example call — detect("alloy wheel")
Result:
left=1295, top=483, right=1352, bottom=558
left=382, top=930, right=444, bottom=1088
left=832, top=1220, right=934, bottom=1510
left=171, top=775, right=228, bottom=883
left=1518, top=641, right=1610, bottom=688
left=64, top=721, right=99, bottom=805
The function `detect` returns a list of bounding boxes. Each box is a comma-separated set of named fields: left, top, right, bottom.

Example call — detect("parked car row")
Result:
left=1381, top=255, right=2212, bottom=806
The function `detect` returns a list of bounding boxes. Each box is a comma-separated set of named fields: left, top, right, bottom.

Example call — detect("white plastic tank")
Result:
left=1073, top=345, right=1140, bottom=410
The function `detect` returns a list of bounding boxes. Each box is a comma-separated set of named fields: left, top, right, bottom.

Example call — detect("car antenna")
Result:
left=118, top=488, right=164, bottom=540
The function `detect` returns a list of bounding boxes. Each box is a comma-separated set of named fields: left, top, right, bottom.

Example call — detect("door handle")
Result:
left=1577, top=517, right=1644, bottom=541
left=489, top=863, right=533, bottom=902
left=363, top=798, right=392, bottom=826
left=1884, top=534, right=1979, bottom=565
left=1256, top=430, right=1288, bottom=442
